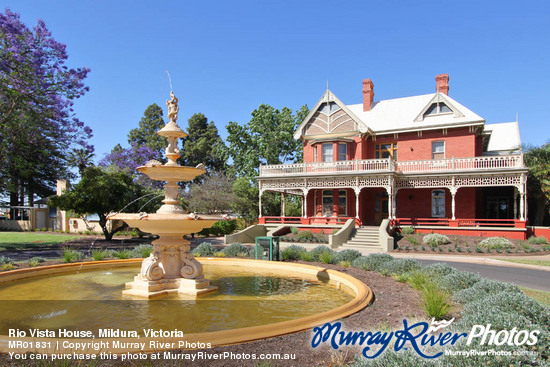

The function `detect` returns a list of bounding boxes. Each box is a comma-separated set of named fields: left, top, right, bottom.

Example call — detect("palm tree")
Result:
left=68, top=148, right=96, bottom=176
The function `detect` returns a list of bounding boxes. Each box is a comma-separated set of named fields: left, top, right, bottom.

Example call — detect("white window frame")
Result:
left=432, top=190, right=446, bottom=218
left=338, top=143, right=347, bottom=161
left=322, top=143, right=333, bottom=162
left=432, top=141, right=445, bottom=160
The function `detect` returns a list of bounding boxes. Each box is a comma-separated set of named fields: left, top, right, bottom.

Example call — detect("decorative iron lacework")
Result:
left=396, top=177, right=453, bottom=189
left=260, top=180, right=306, bottom=190
left=455, top=175, right=522, bottom=187
left=308, top=177, right=357, bottom=188
left=358, top=177, right=390, bottom=187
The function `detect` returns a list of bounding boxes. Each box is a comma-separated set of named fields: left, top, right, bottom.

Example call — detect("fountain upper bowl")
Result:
left=107, top=213, right=226, bottom=235
left=137, top=165, right=206, bottom=182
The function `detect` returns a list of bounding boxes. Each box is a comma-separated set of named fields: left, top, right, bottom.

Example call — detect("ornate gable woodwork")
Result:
left=304, top=102, right=359, bottom=137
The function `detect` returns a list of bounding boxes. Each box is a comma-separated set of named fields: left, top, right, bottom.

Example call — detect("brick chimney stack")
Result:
left=362, top=79, right=374, bottom=111
left=435, top=74, right=449, bottom=95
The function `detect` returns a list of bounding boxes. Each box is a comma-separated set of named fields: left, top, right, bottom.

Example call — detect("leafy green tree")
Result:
left=225, top=104, right=309, bottom=178
left=524, top=143, right=550, bottom=225
left=127, top=103, right=166, bottom=158
left=49, top=167, right=161, bottom=240
left=181, top=113, right=225, bottom=172
left=186, top=171, right=234, bottom=214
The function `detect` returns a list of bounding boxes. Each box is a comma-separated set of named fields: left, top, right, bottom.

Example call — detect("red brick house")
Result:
left=257, top=74, right=529, bottom=241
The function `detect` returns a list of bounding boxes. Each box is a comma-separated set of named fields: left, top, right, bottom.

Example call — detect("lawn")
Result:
left=520, top=287, right=550, bottom=307
left=498, top=259, right=550, bottom=267
left=0, top=232, right=83, bottom=249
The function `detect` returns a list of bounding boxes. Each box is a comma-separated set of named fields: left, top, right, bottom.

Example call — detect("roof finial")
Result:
left=327, top=79, right=329, bottom=90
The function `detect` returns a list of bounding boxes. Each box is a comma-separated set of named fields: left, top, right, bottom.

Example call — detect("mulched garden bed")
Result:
left=0, top=260, right=426, bottom=367
left=394, top=233, right=550, bottom=256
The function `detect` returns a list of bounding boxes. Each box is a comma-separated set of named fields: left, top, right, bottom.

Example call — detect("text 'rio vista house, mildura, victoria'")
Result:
left=257, top=74, right=529, bottom=241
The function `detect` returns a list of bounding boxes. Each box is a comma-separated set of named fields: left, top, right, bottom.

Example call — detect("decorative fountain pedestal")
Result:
left=108, top=91, right=225, bottom=298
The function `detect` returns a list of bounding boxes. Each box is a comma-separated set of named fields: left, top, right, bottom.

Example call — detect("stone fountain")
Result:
left=108, top=91, right=225, bottom=298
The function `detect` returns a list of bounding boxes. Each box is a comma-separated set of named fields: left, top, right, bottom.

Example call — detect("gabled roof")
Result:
left=346, top=92, right=485, bottom=134
left=293, top=89, right=372, bottom=140
left=295, top=89, right=487, bottom=140
left=484, top=121, right=522, bottom=154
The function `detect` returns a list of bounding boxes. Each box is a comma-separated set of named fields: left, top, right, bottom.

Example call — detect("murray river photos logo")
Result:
left=311, top=318, right=540, bottom=359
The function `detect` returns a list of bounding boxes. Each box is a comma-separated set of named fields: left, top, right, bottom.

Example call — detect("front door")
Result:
left=486, top=197, right=511, bottom=219
left=374, top=192, right=389, bottom=225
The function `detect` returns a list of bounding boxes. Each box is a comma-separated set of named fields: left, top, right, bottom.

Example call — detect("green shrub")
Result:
left=309, top=245, right=334, bottom=261
left=479, top=236, right=514, bottom=250
left=527, top=236, right=548, bottom=245
left=0, top=256, right=13, bottom=265
left=422, top=263, right=456, bottom=278
left=296, top=230, right=314, bottom=241
left=281, top=245, right=307, bottom=260
left=222, top=243, right=251, bottom=257
left=334, top=249, right=362, bottom=263
left=199, top=220, right=238, bottom=237
left=453, top=279, right=521, bottom=305
left=475, top=246, right=483, bottom=253
left=91, top=249, right=110, bottom=261
left=130, top=244, right=153, bottom=258
left=422, top=233, right=450, bottom=248
left=401, top=226, right=415, bottom=235
left=406, top=235, right=419, bottom=246
left=377, top=258, right=421, bottom=276
left=520, top=242, right=533, bottom=252
left=351, top=253, right=394, bottom=272
left=439, top=271, right=482, bottom=293
left=290, top=227, right=299, bottom=235
left=192, top=242, right=215, bottom=257
left=62, top=248, right=84, bottom=263
left=27, top=256, right=46, bottom=267
left=114, top=249, right=131, bottom=259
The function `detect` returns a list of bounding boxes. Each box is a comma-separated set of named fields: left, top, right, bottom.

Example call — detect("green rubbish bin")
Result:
left=255, top=236, right=280, bottom=261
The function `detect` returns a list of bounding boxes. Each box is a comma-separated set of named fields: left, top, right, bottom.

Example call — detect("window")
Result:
left=319, top=102, right=341, bottom=115
left=338, top=190, right=347, bottom=216
left=432, top=190, right=446, bottom=217
left=424, top=102, right=452, bottom=117
left=313, top=145, right=318, bottom=162
left=338, top=143, right=347, bottom=161
left=375, top=143, right=398, bottom=160
left=322, top=143, right=333, bottom=162
left=432, top=141, right=445, bottom=159
left=322, top=190, right=333, bottom=216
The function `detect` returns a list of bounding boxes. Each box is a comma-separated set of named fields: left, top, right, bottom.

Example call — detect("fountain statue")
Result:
left=108, top=91, right=225, bottom=298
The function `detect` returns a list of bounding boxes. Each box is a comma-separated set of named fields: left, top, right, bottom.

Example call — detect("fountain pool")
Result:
left=0, top=258, right=372, bottom=354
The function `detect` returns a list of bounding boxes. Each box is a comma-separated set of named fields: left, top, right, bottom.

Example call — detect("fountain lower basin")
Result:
left=0, top=258, right=372, bottom=354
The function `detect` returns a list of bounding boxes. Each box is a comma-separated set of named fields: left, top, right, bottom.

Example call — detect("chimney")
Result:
left=435, top=74, right=449, bottom=95
left=362, top=79, right=374, bottom=111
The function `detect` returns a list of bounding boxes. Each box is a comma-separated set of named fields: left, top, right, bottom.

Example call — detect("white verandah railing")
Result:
left=258, top=155, right=524, bottom=177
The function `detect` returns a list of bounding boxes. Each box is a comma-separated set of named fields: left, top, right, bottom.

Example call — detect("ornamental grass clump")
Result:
left=62, top=247, right=84, bottom=263
left=318, top=250, right=335, bottom=264
left=479, top=236, right=514, bottom=250
left=114, top=249, right=131, bottom=259
left=91, top=249, right=110, bottom=261
left=191, top=242, right=215, bottom=257
left=421, top=281, right=452, bottom=320
left=351, top=253, right=394, bottom=272
left=281, top=245, right=306, bottom=260
left=27, top=256, right=46, bottom=267
left=334, top=249, right=362, bottom=263
left=0, top=256, right=13, bottom=266
left=422, top=233, right=450, bottom=248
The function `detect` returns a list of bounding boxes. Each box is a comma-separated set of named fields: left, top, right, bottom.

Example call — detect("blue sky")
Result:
left=5, top=1, right=550, bottom=161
